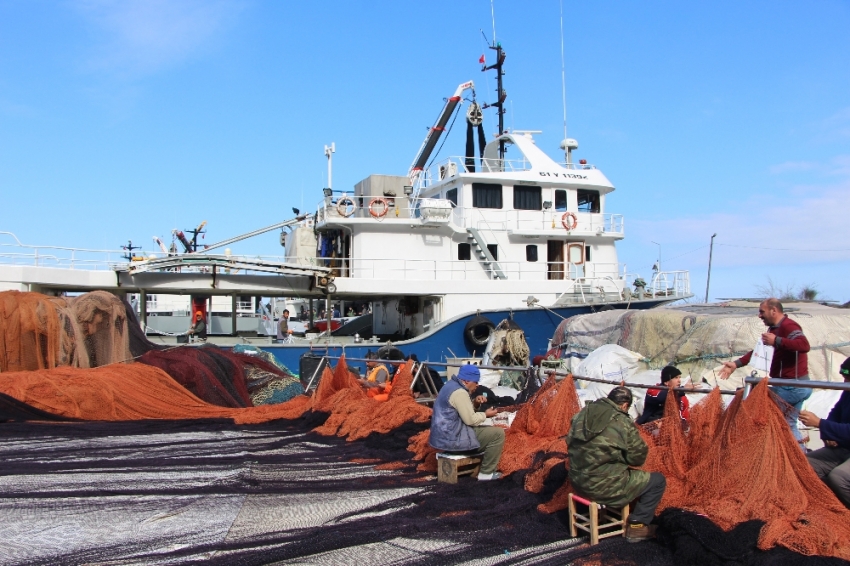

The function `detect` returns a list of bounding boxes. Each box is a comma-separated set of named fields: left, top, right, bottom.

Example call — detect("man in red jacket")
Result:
left=719, top=298, right=811, bottom=450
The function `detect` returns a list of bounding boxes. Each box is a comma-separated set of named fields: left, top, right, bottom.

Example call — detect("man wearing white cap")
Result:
left=429, top=364, right=505, bottom=480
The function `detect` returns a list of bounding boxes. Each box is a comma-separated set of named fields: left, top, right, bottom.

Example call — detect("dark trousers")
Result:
left=808, top=446, right=850, bottom=508
left=628, top=472, right=666, bottom=524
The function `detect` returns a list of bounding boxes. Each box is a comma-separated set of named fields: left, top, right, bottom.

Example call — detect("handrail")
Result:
left=544, top=369, right=738, bottom=395
left=743, top=376, right=850, bottom=399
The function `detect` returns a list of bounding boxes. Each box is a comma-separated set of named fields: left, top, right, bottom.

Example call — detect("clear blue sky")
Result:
left=2, top=1, right=849, bottom=302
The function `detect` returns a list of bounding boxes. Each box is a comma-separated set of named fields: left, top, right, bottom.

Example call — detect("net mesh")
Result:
left=0, top=364, right=311, bottom=424
left=0, top=290, right=88, bottom=372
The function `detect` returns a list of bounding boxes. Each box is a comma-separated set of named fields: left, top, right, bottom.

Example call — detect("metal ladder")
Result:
left=466, top=228, right=507, bottom=280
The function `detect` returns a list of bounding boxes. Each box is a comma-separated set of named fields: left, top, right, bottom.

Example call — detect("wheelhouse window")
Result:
left=446, top=188, right=458, bottom=207
left=526, top=245, right=538, bottom=262
left=577, top=189, right=600, bottom=213
left=458, top=243, right=471, bottom=261
left=513, top=185, right=542, bottom=210
left=554, top=189, right=567, bottom=212
left=472, top=183, right=503, bottom=209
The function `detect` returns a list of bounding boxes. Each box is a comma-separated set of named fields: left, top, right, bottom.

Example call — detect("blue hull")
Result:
left=264, top=299, right=671, bottom=375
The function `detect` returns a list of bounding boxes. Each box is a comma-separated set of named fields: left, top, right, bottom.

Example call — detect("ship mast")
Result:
left=482, top=42, right=507, bottom=161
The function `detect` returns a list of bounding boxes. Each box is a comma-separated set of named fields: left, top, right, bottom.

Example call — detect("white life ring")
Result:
left=369, top=197, right=389, bottom=218
left=337, top=196, right=356, bottom=218
left=561, top=212, right=578, bottom=231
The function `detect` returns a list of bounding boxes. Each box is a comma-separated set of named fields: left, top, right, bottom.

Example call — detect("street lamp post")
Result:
left=705, top=233, right=717, bottom=303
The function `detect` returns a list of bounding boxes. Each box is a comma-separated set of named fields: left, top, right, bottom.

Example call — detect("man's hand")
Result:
left=798, top=410, right=821, bottom=428
left=825, top=440, right=839, bottom=448
left=761, top=332, right=776, bottom=347
left=718, top=361, right=737, bottom=380
left=484, top=407, right=498, bottom=418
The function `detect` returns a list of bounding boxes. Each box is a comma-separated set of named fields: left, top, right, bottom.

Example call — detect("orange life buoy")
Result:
left=369, top=197, right=389, bottom=218
left=336, top=196, right=356, bottom=217
left=561, top=212, right=578, bottom=231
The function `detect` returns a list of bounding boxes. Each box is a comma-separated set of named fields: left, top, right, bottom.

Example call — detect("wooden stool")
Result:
left=568, top=493, right=630, bottom=545
left=436, top=452, right=484, bottom=484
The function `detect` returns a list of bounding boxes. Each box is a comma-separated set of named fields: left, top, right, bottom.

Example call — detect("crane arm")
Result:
left=407, top=80, right=474, bottom=185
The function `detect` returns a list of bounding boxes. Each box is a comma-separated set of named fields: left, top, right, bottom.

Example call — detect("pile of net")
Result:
left=549, top=304, right=850, bottom=388
left=535, top=380, right=850, bottom=559
left=0, top=290, right=137, bottom=372
left=138, top=345, right=303, bottom=408
left=310, top=357, right=431, bottom=442
left=0, top=364, right=311, bottom=424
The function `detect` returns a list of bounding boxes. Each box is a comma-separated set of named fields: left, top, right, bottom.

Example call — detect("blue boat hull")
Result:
left=264, top=299, right=672, bottom=375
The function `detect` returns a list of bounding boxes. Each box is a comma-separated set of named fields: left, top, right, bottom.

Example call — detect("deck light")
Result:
left=543, top=201, right=552, bottom=210
left=323, top=187, right=333, bottom=198
left=579, top=159, right=587, bottom=165
left=403, top=185, right=413, bottom=196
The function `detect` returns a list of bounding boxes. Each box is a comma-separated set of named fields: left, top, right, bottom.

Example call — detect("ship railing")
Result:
left=453, top=208, right=624, bottom=235
left=419, top=156, right=533, bottom=186
left=646, top=270, right=690, bottom=298
left=558, top=162, right=598, bottom=170
left=0, top=232, right=129, bottom=270
left=345, top=257, right=624, bottom=282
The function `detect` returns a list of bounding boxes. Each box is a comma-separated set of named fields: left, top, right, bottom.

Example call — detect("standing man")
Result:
left=567, top=387, right=666, bottom=543
left=719, top=298, right=811, bottom=450
left=277, top=309, right=292, bottom=341
left=799, top=357, right=850, bottom=508
left=429, top=365, right=505, bottom=481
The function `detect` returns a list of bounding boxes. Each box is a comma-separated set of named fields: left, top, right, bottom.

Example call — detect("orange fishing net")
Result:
left=0, top=364, right=310, bottom=425
left=653, top=381, right=850, bottom=558
left=533, top=381, right=850, bottom=559
left=312, top=360, right=432, bottom=441
left=0, top=290, right=88, bottom=371
left=501, top=374, right=581, bottom=479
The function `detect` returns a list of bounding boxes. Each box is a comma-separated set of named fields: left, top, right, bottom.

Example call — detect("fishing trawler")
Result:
left=0, top=42, right=691, bottom=371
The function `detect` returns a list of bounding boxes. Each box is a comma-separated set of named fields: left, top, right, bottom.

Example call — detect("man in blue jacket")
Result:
left=799, top=357, right=850, bottom=507
left=429, top=365, right=504, bottom=481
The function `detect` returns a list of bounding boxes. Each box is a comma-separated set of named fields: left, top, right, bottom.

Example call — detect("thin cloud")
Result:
left=822, top=106, right=850, bottom=140
left=769, top=161, right=818, bottom=175
left=632, top=176, right=850, bottom=269
left=72, top=0, right=242, bottom=77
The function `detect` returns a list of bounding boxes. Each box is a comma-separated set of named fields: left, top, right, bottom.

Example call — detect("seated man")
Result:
left=358, top=352, right=393, bottom=400
left=799, top=357, right=850, bottom=508
left=636, top=365, right=694, bottom=425
left=429, top=365, right=505, bottom=481
left=187, top=311, right=207, bottom=342
left=566, top=387, right=666, bottom=543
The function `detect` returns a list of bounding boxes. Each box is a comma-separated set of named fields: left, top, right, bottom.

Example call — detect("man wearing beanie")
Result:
left=799, top=357, right=850, bottom=507
left=636, top=365, right=694, bottom=425
left=429, top=364, right=505, bottom=481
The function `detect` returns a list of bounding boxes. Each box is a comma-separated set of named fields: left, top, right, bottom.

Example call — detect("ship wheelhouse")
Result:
left=283, top=131, right=683, bottom=340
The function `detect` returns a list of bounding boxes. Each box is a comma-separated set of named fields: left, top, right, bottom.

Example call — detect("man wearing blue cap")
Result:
left=429, top=364, right=505, bottom=481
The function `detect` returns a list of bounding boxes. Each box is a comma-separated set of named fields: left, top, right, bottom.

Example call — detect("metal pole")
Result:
left=705, top=233, right=717, bottom=303
left=325, top=143, right=335, bottom=190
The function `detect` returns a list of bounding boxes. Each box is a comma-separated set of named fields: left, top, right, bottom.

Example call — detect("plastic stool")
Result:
left=568, top=492, right=630, bottom=545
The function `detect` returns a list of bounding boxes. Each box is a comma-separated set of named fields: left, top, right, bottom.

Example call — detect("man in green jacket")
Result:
left=566, top=387, right=666, bottom=543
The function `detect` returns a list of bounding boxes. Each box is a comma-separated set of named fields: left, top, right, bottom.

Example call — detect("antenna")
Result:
left=490, top=0, right=497, bottom=44
left=560, top=0, right=568, bottom=141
